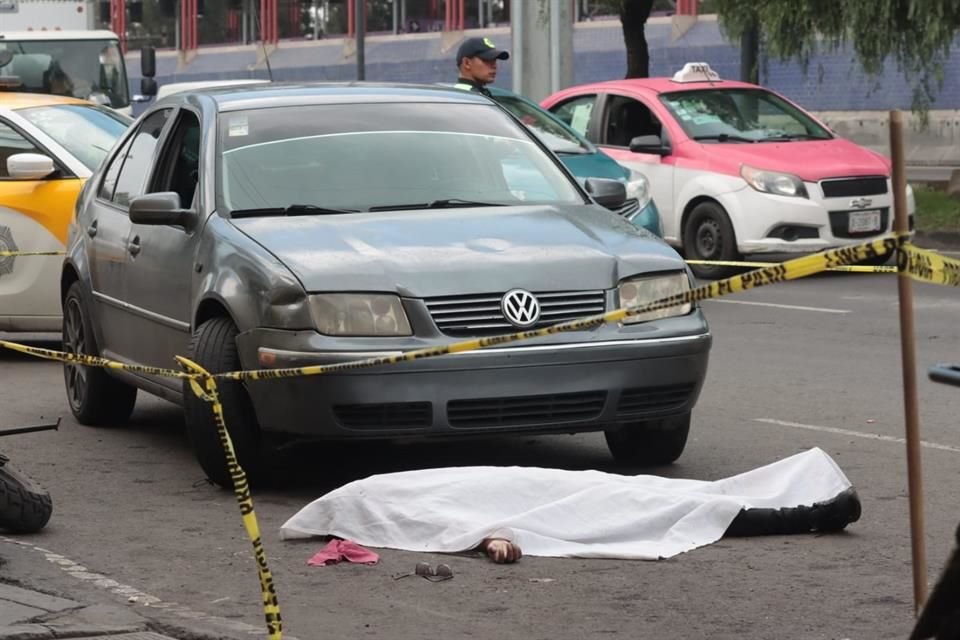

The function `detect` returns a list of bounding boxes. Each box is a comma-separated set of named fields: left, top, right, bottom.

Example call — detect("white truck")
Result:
left=0, top=0, right=144, bottom=115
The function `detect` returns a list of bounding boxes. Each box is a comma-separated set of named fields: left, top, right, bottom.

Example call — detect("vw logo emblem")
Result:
left=849, top=197, right=873, bottom=209
left=501, top=289, right=541, bottom=328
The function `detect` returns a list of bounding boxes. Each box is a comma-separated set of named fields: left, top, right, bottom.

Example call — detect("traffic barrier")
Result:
left=2, top=232, right=960, bottom=638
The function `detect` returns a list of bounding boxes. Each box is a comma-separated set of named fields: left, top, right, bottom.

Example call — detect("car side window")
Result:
left=551, top=95, right=597, bottom=138
left=109, top=108, right=172, bottom=208
left=152, top=110, right=201, bottom=210
left=0, top=119, right=43, bottom=180
left=603, top=95, right=665, bottom=148
left=97, top=134, right=134, bottom=201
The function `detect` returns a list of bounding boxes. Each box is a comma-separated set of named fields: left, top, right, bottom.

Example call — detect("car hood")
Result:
left=230, top=205, right=683, bottom=297
left=700, top=138, right=891, bottom=182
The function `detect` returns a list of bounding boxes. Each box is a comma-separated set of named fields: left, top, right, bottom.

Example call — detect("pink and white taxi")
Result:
left=542, top=63, right=914, bottom=276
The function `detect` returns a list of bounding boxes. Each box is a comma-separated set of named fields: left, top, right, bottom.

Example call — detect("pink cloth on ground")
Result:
left=307, top=539, right=380, bottom=566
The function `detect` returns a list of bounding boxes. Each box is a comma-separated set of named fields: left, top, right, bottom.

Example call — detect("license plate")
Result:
left=848, top=209, right=882, bottom=233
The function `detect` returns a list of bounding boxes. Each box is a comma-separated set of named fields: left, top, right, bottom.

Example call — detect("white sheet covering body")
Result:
left=280, top=447, right=852, bottom=560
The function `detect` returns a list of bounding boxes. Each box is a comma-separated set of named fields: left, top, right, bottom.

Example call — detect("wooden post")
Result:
left=890, top=109, right=927, bottom=614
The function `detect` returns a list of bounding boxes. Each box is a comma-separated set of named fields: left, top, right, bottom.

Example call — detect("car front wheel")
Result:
left=683, top=201, right=742, bottom=279
left=604, top=412, right=691, bottom=466
left=62, top=281, right=137, bottom=425
left=183, top=316, right=263, bottom=489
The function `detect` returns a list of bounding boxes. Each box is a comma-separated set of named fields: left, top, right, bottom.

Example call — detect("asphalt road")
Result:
left=1, top=269, right=959, bottom=640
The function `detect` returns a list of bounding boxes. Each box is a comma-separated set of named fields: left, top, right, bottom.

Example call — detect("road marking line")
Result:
left=0, top=537, right=297, bottom=638
left=755, top=418, right=960, bottom=453
left=710, top=300, right=851, bottom=314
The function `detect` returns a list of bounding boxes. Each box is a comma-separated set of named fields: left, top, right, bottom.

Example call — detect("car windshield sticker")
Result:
left=570, top=103, right=592, bottom=134
left=228, top=117, right=249, bottom=137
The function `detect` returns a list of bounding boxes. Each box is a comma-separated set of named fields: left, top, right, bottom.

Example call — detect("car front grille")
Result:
left=820, top=176, right=888, bottom=198
left=616, top=384, right=696, bottom=417
left=448, top=391, right=607, bottom=428
left=424, top=290, right=606, bottom=337
left=333, top=402, right=432, bottom=429
left=828, top=208, right=890, bottom=239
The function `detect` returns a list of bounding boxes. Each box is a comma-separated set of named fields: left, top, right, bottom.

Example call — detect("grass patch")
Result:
left=913, top=185, right=960, bottom=231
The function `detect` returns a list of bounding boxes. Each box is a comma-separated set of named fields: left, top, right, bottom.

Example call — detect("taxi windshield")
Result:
left=219, top=102, right=584, bottom=214
left=19, top=103, right=130, bottom=171
left=660, top=88, right=832, bottom=142
left=0, top=38, right=129, bottom=109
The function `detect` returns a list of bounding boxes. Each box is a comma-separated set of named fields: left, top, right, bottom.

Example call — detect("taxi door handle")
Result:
left=127, top=235, right=141, bottom=256
left=86, top=220, right=98, bottom=237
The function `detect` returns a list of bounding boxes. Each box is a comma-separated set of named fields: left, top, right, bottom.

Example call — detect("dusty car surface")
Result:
left=61, top=83, right=712, bottom=487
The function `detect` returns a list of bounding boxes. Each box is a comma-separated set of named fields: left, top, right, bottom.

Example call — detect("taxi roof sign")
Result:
left=672, top=62, right=721, bottom=83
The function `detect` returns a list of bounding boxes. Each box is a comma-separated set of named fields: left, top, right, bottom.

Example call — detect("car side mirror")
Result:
left=629, top=135, right=671, bottom=156
left=139, top=77, right=158, bottom=98
left=141, top=46, right=156, bottom=79
left=130, top=192, right=193, bottom=228
left=584, top=178, right=627, bottom=209
left=7, top=153, right=56, bottom=180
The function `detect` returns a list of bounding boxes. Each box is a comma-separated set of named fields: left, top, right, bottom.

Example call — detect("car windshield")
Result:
left=0, top=38, right=129, bottom=109
left=491, top=93, right=591, bottom=155
left=219, top=102, right=584, bottom=214
left=660, top=88, right=832, bottom=142
left=19, top=103, right=130, bottom=171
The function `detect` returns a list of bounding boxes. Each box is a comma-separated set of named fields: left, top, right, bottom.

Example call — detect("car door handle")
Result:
left=86, top=220, right=98, bottom=238
left=127, top=235, right=141, bottom=256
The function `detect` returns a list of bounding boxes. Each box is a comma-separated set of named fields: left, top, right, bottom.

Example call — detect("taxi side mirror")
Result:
left=629, top=135, right=671, bottom=156
left=7, top=153, right=56, bottom=180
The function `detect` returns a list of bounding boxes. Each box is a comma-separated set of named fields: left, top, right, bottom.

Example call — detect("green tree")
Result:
left=713, top=0, right=960, bottom=114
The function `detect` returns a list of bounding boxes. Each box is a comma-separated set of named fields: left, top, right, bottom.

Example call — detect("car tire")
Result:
left=62, top=281, right=138, bottom=425
left=183, top=316, right=262, bottom=489
left=604, top=412, right=691, bottom=466
left=683, top=201, right=742, bottom=279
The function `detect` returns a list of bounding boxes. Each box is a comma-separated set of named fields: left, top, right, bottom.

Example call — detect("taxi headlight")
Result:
left=624, top=169, right=652, bottom=212
left=740, top=164, right=809, bottom=199
left=309, top=294, right=412, bottom=336
left=618, top=273, right=692, bottom=324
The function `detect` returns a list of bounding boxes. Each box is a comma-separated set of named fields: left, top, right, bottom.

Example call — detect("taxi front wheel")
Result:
left=683, top=201, right=742, bottom=279
left=604, top=412, right=691, bottom=466
left=62, top=281, right=138, bottom=425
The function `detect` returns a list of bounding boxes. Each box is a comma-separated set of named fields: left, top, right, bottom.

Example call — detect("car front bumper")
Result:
left=719, top=181, right=914, bottom=255
left=236, top=317, right=711, bottom=439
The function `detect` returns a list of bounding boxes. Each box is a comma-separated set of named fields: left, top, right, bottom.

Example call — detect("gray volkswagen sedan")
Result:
left=61, top=84, right=711, bottom=487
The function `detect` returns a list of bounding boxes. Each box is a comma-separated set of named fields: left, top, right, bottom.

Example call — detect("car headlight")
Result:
left=624, top=169, right=652, bottom=211
left=618, top=273, right=692, bottom=324
left=309, top=294, right=412, bottom=336
left=740, top=165, right=808, bottom=198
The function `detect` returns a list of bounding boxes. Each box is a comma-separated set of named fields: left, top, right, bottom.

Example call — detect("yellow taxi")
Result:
left=0, top=92, right=130, bottom=331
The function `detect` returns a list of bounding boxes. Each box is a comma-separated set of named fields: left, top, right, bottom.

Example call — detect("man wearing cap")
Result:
left=454, top=36, right=509, bottom=97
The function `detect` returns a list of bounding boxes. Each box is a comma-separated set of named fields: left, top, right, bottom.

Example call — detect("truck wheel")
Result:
left=0, top=456, right=52, bottom=534
left=683, top=201, right=742, bottom=279
left=604, top=412, right=691, bottom=466
left=62, top=281, right=137, bottom=425
left=183, top=317, right=263, bottom=489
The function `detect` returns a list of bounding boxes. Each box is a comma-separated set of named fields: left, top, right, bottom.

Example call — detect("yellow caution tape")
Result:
left=0, top=340, right=192, bottom=379
left=900, top=243, right=960, bottom=287
left=176, top=357, right=282, bottom=639
left=685, top=259, right=897, bottom=273
left=219, top=234, right=905, bottom=382
left=0, top=250, right=65, bottom=257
